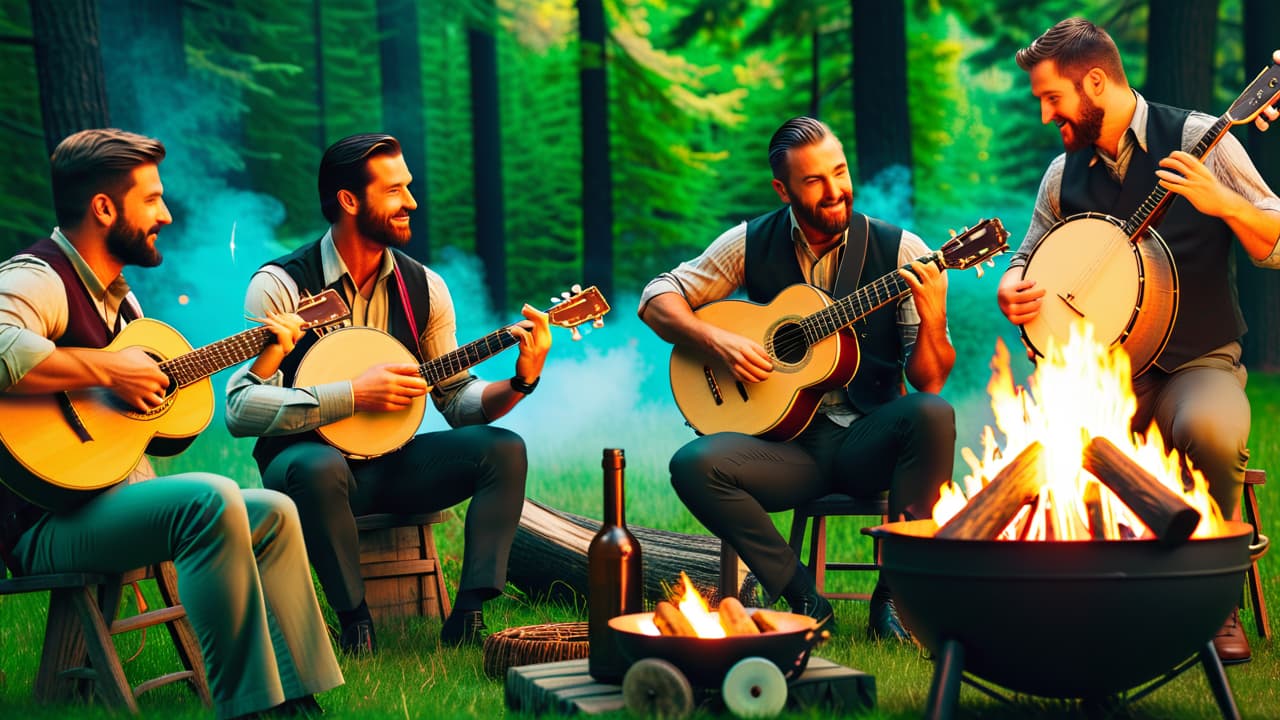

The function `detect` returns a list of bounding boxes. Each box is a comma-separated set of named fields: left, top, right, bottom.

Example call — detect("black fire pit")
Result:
left=864, top=519, right=1254, bottom=719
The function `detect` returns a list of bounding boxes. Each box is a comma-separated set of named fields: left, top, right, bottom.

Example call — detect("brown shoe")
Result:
left=1212, top=608, right=1251, bottom=665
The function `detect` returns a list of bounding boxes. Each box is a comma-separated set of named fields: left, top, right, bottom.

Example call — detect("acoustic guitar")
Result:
left=1020, top=58, right=1280, bottom=375
left=0, top=289, right=351, bottom=511
left=669, top=219, right=1008, bottom=441
left=292, top=285, right=611, bottom=458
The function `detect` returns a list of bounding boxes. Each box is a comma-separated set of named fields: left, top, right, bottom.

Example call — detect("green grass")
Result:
left=3, top=375, right=1279, bottom=718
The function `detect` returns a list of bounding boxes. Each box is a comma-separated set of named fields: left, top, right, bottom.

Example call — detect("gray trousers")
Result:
left=670, top=393, right=955, bottom=598
left=261, top=425, right=527, bottom=613
left=14, top=473, right=342, bottom=719
left=1134, top=343, right=1251, bottom=520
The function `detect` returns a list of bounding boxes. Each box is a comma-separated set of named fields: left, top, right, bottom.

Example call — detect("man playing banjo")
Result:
left=996, top=18, right=1280, bottom=664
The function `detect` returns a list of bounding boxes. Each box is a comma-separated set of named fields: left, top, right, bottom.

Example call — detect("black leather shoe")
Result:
left=339, top=619, right=377, bottom=656
left=867, top=583, right=910, bottom=642
left=789, top=587, right=836, bottom=632
left=441, top=610, right=488, bottom=647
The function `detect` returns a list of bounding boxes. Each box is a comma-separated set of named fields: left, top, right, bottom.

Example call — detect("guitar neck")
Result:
left=161, top=326, right=275, bottom=387
left=803, top=255, right=936, bottom=342
left=1123, top=113, right=1233, bottom=239
left=419, top=326, right=520, bottom=385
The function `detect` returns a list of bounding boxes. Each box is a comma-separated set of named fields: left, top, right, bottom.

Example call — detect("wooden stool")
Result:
left=1, top=561, right=211, bottom=713
left=718, top=493, right=887, bottom=601
left=355, top=512, right=451, bottom=622
left=1242, top=469, right=1270, bottom=639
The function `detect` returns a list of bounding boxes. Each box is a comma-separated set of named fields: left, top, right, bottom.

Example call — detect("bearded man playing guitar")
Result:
left=996, top=19, right=1280, bottom=664
left=0, top=129, right=343, bottom=719
left=225, top=134, right=552, bottom=653
left=639, top=116, right=958, bottom=642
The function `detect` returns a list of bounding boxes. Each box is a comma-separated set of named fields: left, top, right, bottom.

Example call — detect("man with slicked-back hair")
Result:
left=0, top=128, right=342, bottom=719
left=640, top=116, right=957, bottom=643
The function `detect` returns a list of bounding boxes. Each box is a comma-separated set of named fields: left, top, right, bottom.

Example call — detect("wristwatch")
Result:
left=510, top=375, right=540, bottom=395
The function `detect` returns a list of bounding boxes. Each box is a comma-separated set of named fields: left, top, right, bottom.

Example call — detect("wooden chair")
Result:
left=355, top=512, right=451, bottom=622
left=0, top=558, right=211, bottom=712
left=718, top=493, right=888, bottom=601
left=1242, top=469, right=1270, bottom=639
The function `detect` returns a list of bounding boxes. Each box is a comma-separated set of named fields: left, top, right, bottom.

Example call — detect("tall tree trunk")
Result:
left=1143, top=0, right=1218, bottom=110
left=29, top=0, right=110, bottom=153
left=1237, top=0, right=1280, bottom=371
left=98, top=0, right=184, bottom=135
left=850, top=0, right=911, bottom=192
left=376, top=0, right=430, bottom=262
left=314, top=0, right=327, bottom=152
left=809, top=28, right=820, bottom=118
left=469, top=1, right=507, bottom=311
left=578, top=0, right=613, bottom=300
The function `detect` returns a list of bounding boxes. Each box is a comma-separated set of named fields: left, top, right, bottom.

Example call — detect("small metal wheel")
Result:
left=622, top=658, right=695, bottom=719
left=721, top=656, right=787, bottom=719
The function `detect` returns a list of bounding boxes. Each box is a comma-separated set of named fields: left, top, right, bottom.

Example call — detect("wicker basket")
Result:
left=482, top=621, right=590, bottom=679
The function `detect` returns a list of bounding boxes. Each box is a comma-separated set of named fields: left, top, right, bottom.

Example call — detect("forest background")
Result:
left=0, top=0, right=1278, bottom=499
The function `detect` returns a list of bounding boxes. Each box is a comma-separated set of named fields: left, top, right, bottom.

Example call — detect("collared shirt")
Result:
left=224, top=231, right=487, bottom=438
left=637, top=207, right=938, bottom=425
left=0, top=228, right=153, bottom=480
left=1010, top=91, right=1280, bottom=269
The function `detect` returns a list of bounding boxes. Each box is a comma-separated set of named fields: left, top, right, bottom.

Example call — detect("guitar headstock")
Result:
left=547, top=285, right=611, bottom=341
left=297, top=288, right=353, bottom=331
left=937, top=218, right=1010, bottom=278
left=1228, top=59, right=1280, bottom=125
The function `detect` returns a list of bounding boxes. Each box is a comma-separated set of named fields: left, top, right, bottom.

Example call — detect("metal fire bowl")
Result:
left=608, top=610, right=822, bottom=687
left=864, top=519, right=1253, bottom=699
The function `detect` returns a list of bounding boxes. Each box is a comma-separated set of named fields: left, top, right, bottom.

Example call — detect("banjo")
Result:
left=292, top=285, right=610, bottom=458
left=1020, top=58, right=1280, bottom=375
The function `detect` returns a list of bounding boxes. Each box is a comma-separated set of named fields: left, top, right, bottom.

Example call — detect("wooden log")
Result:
left=507, top=499, right=758, bottom=605
left=1081, top=436, right=1200, bottom=546
left=935, top=442, right=1045, bottom=540
left=1083, top=482, right=1108, bottom=540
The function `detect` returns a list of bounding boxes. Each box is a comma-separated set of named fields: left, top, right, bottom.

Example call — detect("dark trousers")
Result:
left=261, top=425, right=527, bottom=613
left=670, top=393, right=955, bottom=598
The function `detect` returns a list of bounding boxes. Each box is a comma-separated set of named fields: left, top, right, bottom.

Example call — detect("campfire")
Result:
left=934, top=322, right=1227, bottom=543
left=636, top=572, right=799, bottom=638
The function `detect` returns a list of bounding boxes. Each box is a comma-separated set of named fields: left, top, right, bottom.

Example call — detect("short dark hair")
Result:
left=50, top=129, right=166, bottom=229
left=1015, top=17, right=1127, bottom=85
left=317, top=133, right=402, bottom=223
left=767, top=116, right=835, bottom=182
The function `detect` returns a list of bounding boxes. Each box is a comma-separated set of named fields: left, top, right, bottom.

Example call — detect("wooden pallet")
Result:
left=505, top=656, right=875, bottom=715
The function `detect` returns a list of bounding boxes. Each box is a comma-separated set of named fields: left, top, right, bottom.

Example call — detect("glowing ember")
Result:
left=937, top=322, right=1226, bottom=540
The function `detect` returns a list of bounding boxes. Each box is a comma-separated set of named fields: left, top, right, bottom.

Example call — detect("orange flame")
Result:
left=675, top=571, right=726, bottom=638
left=936, top=322, right=1226, bottom=540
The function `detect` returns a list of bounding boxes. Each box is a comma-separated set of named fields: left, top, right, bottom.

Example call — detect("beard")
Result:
left=106, top=214, right=163, bottom=267
left=1059, top=89, right=1105, bottom=153
left=355, top=202, right=412, bottom=248
left=791, top=188, right=853, bottom=236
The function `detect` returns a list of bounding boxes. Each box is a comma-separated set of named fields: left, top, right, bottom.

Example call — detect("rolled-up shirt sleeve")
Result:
left=0, top=258, right=64, bottom=391
left=637, top=222, right=748, bottom=316
left=420, top=269, right=489, bottom=426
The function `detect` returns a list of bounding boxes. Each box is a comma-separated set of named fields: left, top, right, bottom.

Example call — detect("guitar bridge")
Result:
left=703, top=366, right=724, bottom=406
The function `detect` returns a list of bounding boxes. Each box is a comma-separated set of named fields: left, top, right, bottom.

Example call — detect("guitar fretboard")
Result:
left=800, top=253, right=938, bottom=344
left=419, top=327, right=520, bottom=385
left=161, top=327, right=276, bottom=387
left=1122, top=114, right=1233, bottom=238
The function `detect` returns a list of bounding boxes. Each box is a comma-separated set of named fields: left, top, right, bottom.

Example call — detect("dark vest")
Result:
left=1, top=237, right=141, bottom=563
left=743, top=207, right=905, bottom=415
left=250, top=240, right=430, bottom=471
left=1059, top=101, right=1244, bottom=370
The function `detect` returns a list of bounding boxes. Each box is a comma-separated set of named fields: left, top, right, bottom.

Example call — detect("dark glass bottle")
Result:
left=587, top=448, right=643, bottom=683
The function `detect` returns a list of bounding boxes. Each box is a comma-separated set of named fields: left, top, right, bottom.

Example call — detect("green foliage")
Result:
left=0, top=0, right=50, bottom=256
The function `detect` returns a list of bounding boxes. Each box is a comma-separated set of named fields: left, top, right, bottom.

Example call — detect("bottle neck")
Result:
left=603, top=472, right=624, bottom=526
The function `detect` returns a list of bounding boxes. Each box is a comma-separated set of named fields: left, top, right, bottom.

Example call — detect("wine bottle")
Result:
left=587, top=448, right=643, bottom=683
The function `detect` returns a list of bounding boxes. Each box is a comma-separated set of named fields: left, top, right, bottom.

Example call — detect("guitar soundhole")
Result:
left=771, top=322, right=809, bottom=365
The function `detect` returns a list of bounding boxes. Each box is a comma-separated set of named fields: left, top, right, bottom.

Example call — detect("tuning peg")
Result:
left=974, top=265, right=985, bottom=279
left=949, top=228, right=957, bottom=238
left=986, top=259, right=996, bottom=267
left=572, top=283, right=582, bottom=293
left=571, top=326, right=583, bottom=341
left=592, top=318, right=605, bottom=329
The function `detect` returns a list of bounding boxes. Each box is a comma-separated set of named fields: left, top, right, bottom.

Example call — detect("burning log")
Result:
left=1081, top=436, right=1200, bottom=546
left=936, top=442, right=1045, bottom=540
left=654, top=601, right=697, bottom=637
left=717, top=597, right=761, bottom=636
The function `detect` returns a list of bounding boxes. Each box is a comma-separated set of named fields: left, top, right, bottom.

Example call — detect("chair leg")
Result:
left=152, top=563, right=212, bottom=706
left=810, top=517, right=828, bottom=596
left=35, top=586, right=91, bottom=703
left=1242, top=486, right=1270, bottom=639
left=71, top=585, right=138, bottom=713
